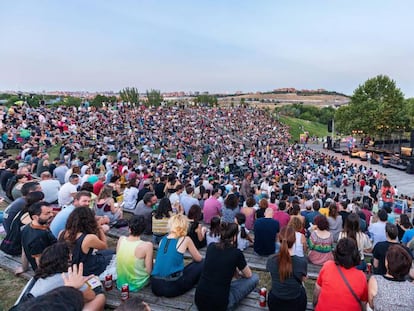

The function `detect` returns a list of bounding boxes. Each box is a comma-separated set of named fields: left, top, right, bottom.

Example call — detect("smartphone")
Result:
left=86, top=276, right=102, bottom=289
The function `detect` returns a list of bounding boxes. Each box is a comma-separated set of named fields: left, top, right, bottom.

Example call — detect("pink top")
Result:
left=240, top=207, right=255, bottom=230
left=273, top=211, right=290, bottom=229
left=203, top=196, right=222, bottom=224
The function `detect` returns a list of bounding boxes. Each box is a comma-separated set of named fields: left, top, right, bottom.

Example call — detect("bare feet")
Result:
left=15, top=266, right=28, bottom=276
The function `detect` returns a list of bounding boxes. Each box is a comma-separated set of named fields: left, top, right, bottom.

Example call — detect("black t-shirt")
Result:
left=0, top=170, right=14, bottom=191
left=195, top=243, right=247, bottom=311
left=154, top=182, right=166, bottom=199
left=372, top=241, right=413, bottom=275
left=282, top=182, right=292, bottom=196
left=21, top=224, right=57, bottom=271
left=266, top=255, right=307, bottom=299
left=255, top=208, right=266, bottom=219
left=3, top=198, right=26, bottom=234
left=339, top=210, right=350, bottom=228
left=254, top=218, right=280, bottom=256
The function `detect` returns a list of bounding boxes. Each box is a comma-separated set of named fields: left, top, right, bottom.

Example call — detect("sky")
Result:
left=1, top=0, right=413, bottom=96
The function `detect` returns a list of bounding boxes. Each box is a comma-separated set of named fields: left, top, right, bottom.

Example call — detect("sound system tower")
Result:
left=327, top=136, right=332, bottom=149
left=407, top=130, right=414, bottom=174
left=410, top=130, right=414, bottom=148
left=407, top=159, right=414, bottom=174
left=328, top=120, right=333, bottom=133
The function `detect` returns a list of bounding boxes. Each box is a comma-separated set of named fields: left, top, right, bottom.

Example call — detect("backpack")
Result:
left=0, top=211, right=23, bottom=256
left=5, top=175, right=18, bottom=201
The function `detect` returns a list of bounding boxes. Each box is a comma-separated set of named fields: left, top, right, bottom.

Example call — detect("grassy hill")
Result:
left=279, top=116, right=329, bottom=143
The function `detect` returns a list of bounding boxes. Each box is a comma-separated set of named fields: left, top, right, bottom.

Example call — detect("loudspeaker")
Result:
left=410, top=130, right=414, bottom=148
left=328, top=120, right=333, bottom=133
left=407, top=159, right=414, bottom=174
left=327, top=136, right=332, bottom=149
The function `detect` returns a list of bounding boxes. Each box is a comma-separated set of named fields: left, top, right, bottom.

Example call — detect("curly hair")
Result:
left=60, top=207, right=98, bottom=245
left=34, top=242, right=71, bottom=279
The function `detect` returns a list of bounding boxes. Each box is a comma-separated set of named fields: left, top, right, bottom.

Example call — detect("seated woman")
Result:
left=313, top=238, right=368, bottom=310
left=240, top=197, right=256, bottom=230
left=195, top=222, right=259, bottom=311
left=95, top=185, right=122, bottom=224
left=266, top=226, right=308, bottom=311
left=60, top=207, right=115, bottom=276
left=222, top=194, right=240, bottom=223
left=187, top=204, right=207, bottom=249
left=235, top=213, right=253, bottom=251
left=308, top=216, right=334, bottom=265
left=152, top=197, right=174, bottom=245
left=116, top=215, right=153, bottom=292
left=289, top=217, right=307, bottom=257
left=17, top=242, right=105, bottom=311
left=368, top=244, right=414, bottom=310
left=122, top=178, right=139, bottom=211
left=206, top=216, right=221, bottom=246
left=338, top=213, right=372, bottom=271
left=151, top=214, right=204, bottom=297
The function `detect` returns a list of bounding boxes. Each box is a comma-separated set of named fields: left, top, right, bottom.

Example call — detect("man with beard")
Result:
left=50, top=191, right=92, bottom=238
left=21, top=201, right=57, bottom=271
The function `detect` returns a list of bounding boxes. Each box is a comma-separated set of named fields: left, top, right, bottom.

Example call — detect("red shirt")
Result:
left=93, top=180, right=104, bottom=195
left=316, top=260, right=368, bottom=311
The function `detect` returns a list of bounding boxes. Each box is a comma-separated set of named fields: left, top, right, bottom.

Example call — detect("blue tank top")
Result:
left=151, top=237, right=184, bottom=277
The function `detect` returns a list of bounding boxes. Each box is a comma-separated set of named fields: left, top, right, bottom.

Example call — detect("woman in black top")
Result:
left=195, top=222, right=259, bottom=311
left=266, top=226, right=308, bottom=311
left=187, top=204, right=206, bottom=249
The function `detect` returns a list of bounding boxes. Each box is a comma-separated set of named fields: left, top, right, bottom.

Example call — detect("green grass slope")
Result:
left=279, top=116, right=329, bottom=143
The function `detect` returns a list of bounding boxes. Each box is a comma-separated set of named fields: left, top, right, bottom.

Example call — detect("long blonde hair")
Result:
left=168, top=214, right=189, bottom=238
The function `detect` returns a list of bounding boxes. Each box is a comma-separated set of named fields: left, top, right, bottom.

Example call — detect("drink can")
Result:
left=259, top=287, right=267, bottom=307
left=121, top=284, right=129, bottom=301
left=104, top=274, right=113, bottom=291
left=367, top=263, right=372, bottom=274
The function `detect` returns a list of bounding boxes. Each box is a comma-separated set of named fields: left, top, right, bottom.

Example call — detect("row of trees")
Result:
left=335, top=75, right=412, bottom=137
left=0, top=87, right=164, bottom=108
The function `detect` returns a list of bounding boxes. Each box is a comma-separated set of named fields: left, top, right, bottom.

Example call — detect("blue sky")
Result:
left=1, top=1, right=413, bottom=96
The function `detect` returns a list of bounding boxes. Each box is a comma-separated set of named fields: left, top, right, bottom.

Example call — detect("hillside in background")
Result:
left=279, top=116, right=329, bottom=143
left=219, top=92, right=350, bottom=107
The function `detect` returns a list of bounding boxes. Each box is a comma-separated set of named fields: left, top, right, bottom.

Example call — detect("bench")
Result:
left=107, top=227, right=323, bottom=279
left=0, top=250, right=314, bottom=310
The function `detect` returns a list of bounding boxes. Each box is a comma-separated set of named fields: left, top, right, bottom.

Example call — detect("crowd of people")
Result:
left=1, top=103, right=414, bottom=311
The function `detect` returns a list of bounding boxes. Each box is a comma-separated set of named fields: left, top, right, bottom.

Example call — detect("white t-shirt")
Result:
left=58, top=182, right=77, bottom=207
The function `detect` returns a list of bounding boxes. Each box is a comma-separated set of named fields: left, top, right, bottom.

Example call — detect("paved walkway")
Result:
left=309, top=143, right=414, bottom=198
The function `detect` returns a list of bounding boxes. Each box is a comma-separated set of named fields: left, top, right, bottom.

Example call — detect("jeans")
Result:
left=151, top=260, right=204, bottom=297
left=356, top=260, right=367, bottom=271
left=227, top=273, right=259, bottom=311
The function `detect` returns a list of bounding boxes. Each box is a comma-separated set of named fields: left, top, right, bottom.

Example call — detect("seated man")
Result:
left=50, top=191, right=92, bottom=238
left=21, top=201, right=57, bottom=271
left=373, top=223, right=414, bottom=276
left=254, top=208, right=280, bottom=256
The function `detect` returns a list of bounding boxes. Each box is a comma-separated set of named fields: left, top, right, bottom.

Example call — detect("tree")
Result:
left=119, top=87, right=139, bottom=104
left=335, top=75, right=407, bottom=136
left=196, top=95, right=218, bottom=107
left=62, top=96, right=82, bottom=107
left=146, top=89, right=163, bottom=107
left=405, top=98, right=414, bottom=129
left=91, top=94, right=116, bottom=107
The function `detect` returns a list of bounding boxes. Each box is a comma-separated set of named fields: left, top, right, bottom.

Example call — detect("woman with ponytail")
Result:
left=195, top=222, right=259, bottom=311
left=266, top=226, right=308, bottom=311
